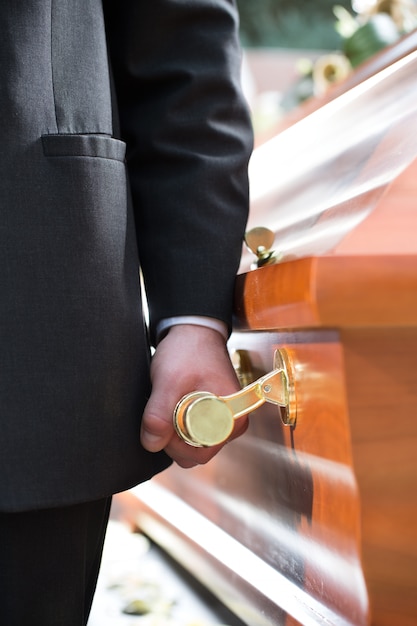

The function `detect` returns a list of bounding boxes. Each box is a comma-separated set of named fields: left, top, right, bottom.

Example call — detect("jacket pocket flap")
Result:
left=42, top=134, right=126, bottom=161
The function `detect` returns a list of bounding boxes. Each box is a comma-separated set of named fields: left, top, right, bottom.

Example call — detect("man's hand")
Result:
left=140, top=324, right=248, bottom=467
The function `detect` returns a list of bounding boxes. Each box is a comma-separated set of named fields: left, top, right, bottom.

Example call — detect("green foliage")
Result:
left=236, top=0, right=353, bottom=48
left=343, top=13, right=400, bottom=65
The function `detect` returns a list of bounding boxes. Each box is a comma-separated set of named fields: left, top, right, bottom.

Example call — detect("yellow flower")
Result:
left=354, top=0, right=417, bottom=31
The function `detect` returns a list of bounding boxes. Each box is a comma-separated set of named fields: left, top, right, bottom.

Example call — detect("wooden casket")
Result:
left=127, top=34, right=417, bottom=626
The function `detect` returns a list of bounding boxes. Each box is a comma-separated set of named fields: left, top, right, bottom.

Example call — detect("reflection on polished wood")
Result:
left=259, top=30, right=417, bottom=142
left=235, top=250, right=417, bottom=329
left=342, top=328, right=417, bottom=626
left=243, top=46, right=417, bottom=272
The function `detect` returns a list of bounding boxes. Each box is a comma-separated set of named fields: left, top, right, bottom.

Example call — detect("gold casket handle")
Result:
left=173, top=348, right=297, bottom=447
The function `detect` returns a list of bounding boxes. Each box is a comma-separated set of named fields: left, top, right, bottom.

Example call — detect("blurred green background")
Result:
left=236, top=0, right=353, bottom=48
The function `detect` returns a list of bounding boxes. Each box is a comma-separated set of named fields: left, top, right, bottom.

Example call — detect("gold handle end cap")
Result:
left=174, top=393, right=234, bottom=447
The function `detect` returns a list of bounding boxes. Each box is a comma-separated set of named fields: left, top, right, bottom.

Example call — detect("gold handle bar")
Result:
left=173, top=348, right=296, bottom=447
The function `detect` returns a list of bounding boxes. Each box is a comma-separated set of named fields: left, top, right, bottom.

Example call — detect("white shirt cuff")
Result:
left=156, top=316, right=229, bottom=344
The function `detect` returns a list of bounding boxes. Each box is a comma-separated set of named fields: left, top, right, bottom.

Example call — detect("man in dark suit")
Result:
left=0, top=1, right=252, bottom=623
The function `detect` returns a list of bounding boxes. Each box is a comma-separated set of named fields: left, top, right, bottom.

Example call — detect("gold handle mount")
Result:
left=173, top=348, right=296, bottom=448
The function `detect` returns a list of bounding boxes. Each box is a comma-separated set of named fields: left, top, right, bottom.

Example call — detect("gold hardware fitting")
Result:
left=231, top=349, right=255, bottom=388
left=244, top=227, right=280, bottom=268
left=173, top=348, right=296, bottom=447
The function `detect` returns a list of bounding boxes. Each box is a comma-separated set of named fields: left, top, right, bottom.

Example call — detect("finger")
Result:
left=228, top=414, right=249, bottom=441
left=164, top=416, right=248, bottom=466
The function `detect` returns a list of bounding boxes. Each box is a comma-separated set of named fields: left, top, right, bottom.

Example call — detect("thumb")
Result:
left=140, top=390, right=176, bottom=452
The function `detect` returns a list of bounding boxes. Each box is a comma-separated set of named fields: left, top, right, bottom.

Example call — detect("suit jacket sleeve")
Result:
left=103, top=0, right=253, bottom=339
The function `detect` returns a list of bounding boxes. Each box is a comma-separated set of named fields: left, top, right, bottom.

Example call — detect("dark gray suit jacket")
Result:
left=0, top=0, right=252, bottom=511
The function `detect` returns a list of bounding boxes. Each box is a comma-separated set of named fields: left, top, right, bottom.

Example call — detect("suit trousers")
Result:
left=0, top=496, right=112, bottom=626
